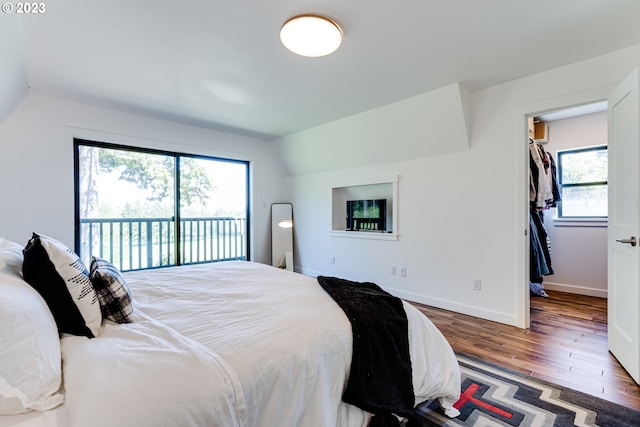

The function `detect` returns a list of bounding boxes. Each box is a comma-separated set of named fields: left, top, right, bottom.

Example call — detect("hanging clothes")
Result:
left=529, top=212, right=548, bottom=280
left=530, top=141, right=554, bottom=209
left=528, top=140, right=560, bottom=297
left=547, top=152, right=561, bottom=207
left=530, top=208, right=553, bottom=279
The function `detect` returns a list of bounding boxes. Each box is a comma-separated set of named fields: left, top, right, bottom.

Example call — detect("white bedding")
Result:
left=1, top=261, right=460, bottom=427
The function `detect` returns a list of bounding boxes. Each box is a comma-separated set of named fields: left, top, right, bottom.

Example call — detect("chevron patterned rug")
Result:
left=416, top=355, right=640, bottom=426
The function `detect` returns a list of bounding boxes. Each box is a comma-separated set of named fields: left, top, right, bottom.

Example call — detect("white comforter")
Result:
left=5, top=261, right=461, bottom=427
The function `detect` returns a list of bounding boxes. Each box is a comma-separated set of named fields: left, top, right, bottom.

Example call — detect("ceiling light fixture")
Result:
left=280, top=15, right=343, bottom=57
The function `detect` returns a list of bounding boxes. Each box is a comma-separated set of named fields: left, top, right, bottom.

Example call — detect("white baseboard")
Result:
left=297, top=269, right=522, bottom=327
left=543, top=281, right=607, bottom=298
left=296, top=267, right=322, bottom=277
left=387, top=287, right=521, bottom=327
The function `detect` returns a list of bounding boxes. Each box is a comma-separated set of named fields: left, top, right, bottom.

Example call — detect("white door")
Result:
left=608, top=67, right=640, bottom=384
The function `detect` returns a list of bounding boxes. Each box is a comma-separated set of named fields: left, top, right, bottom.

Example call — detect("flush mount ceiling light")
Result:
left=280, top=15, right=343, bottom=57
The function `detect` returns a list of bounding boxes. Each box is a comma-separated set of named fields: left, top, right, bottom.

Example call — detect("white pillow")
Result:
left=0, top=238, right=65, bottom=414
left=0, top=237, right=23, bottom=277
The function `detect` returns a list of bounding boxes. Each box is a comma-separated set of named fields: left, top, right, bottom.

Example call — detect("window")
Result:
left=556, top=145, right=607, bottom=218
left=74, top=139, right=249, bottom=271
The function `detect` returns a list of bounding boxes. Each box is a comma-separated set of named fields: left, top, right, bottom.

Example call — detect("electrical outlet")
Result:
left=399, top=267, right=407, bottom=277
left=390, top=266, right=396, bottom=276
left=472, top=278, right=482, bottom=291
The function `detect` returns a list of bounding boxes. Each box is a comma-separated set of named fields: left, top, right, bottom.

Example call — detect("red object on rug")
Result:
left=454, top=383, right=513, bottom=419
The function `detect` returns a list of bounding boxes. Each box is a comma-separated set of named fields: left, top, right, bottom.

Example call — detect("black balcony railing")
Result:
left=79, top=216, right=247, bottom=272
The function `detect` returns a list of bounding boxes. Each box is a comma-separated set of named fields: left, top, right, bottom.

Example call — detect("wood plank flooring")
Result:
left=409, top=291, right=640, bottom=410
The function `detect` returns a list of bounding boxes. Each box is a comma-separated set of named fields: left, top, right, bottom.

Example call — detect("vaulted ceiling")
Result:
left=14, top=0, right=640, bottom=139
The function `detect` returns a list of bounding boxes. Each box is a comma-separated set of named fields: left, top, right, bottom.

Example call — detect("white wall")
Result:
left=0, top=94, right=288, bottom=264
left=276, top=44, right=640, bottom=327
left=2, top=44, right=637, bottom=329
left=0, top=15, right=28, bottom=124
left=540, top=112, right=608, bottom=297
left=278, top=83, right=471, bottom=177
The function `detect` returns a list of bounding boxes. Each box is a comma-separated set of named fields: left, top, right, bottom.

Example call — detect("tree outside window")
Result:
left=557, top=145, right=607, bottom=218
left=75, top=140, right=249, bottom=271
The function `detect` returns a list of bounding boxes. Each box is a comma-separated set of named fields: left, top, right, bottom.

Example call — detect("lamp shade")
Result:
left=280, top=15, right=342, bottom=57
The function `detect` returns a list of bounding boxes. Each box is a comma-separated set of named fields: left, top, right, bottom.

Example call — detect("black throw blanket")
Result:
left=316, top=276, right=419, bottom=426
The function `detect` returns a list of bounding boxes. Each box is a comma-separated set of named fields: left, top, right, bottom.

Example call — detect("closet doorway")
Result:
left=527, top=102, right=608, bottom=303
left=522, top=71, right=640, bottom=385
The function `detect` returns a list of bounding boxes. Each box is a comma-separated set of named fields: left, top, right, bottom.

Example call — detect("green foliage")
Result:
left=561, top=149, right=607, bottom=184
left=559, top=147, right=608, bottom=217
left=98, top=150, right=212, bottom=206
left=120, top=201, right=173, bottom=218
left=179, top=159, right=212, bottom=206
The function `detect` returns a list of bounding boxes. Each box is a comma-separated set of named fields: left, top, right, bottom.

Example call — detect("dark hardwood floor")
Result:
left=409, top=291, right=640, bottom=410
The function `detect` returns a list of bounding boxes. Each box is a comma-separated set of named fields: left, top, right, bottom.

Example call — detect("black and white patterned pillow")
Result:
left=90, top=256, right=134, bottom=324
left=22, top=233, right=102, bottom=338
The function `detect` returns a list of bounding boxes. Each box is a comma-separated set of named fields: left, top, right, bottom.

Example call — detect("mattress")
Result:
left=1, top=261, right=460, bottom=427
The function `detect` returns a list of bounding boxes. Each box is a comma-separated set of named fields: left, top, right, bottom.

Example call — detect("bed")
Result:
left=0, top=235, right=460, bottom=427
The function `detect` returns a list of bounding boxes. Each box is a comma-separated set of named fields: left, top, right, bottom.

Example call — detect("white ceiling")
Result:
left=537, top=101, right=608, bottom=122
left=19, top=0, right=640, bottom=139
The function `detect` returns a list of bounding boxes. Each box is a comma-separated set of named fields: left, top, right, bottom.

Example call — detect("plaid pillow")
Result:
left=89, top=256, right=134, bottom=324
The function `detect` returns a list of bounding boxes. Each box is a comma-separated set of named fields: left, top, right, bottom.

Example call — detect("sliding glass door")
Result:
left=178, top=156, right=248, bottom=265
left=74, top=140, right=248, bottom=271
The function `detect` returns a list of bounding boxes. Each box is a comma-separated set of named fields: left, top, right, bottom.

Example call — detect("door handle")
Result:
left=616, top=236, right=637, bottom=246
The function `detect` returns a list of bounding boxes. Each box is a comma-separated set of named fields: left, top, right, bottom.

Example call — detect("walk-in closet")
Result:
left=528, top=103, right=608, bottom=300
